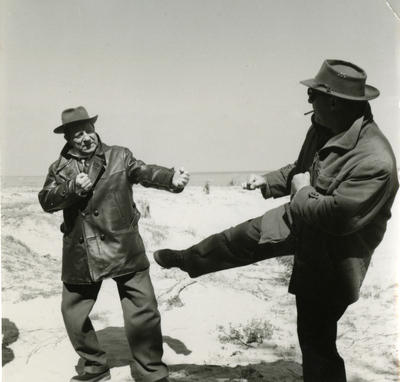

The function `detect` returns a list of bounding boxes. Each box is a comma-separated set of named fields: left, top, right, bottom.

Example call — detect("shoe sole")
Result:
left=70, top=371, right=111, bottom=382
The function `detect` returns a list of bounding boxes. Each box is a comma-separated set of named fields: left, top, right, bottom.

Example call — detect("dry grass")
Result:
left=2, top=235, right=61, bottom=303
left=217, top=319, right=274, bottom=348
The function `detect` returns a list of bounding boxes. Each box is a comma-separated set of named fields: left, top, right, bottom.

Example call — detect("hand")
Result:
left=75, top=172, right=93, bottom=194
left=291, top=172, right=311, bottom=195
left=172, top=168, right=190, bottom=189
left=242, top=174, right=266, bottom=190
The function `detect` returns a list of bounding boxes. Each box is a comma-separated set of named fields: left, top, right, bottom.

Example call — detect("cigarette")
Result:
left=304, top=110, right=313, bottom=115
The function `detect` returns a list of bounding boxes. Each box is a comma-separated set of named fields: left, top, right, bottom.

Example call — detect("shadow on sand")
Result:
left=75, top=326, right=303, bottom=381
left=2, top=318, right=19, bottom=366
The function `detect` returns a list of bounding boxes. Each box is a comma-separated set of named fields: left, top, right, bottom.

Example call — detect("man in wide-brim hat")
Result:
left=153, top=59, right=398, bottom=381
left=39, top=107, right=190, bottom=382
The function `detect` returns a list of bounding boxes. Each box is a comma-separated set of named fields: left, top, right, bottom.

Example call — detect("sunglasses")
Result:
left=308, top=88, right=317, bottom=103
left=307, top=88, right=330, bottom=103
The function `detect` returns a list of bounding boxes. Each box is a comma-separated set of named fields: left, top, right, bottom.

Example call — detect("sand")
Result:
left=2, top=185, right=399, bottom=381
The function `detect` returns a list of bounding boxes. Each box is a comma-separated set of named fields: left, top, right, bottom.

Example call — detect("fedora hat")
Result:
left=300, top=59, right=379, bottom=101
left=54, top=106, right=98, bottom=134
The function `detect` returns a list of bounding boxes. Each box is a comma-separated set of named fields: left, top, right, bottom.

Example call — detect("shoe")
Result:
left=153, top=249, right=184, bottom=270
left=70, top=369, right=111, bottom=382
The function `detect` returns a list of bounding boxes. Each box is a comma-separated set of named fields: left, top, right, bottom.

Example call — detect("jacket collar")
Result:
left=319, top=115, right=367, bottom=153
left=55, top=134, right=108, bottom=173
left=319, top=102, right=373, bottom=153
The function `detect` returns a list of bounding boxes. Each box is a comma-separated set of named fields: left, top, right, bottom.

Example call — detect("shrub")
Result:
left=217, top=319, right=274, bottom=348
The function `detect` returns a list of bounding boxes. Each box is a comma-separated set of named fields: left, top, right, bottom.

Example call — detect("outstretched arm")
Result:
left=260, top=162, right=297, bottom=198
left=247, top=124, right=329, bottom=199
left=124, top=148, right=189, bottom=192
left=242, top=162, right=297, bottom=199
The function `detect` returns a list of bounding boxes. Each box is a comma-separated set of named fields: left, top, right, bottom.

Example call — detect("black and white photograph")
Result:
left=1, top=1, right=400, bottom=381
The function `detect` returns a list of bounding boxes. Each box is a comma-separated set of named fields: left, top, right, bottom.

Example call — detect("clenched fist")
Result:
left=75, top=173, right=93, bottom=195
left=242, top=174, right=266, bottom=190
left=172, top=168, right=190, bottom=189
left=291, top=172, right=311, bottom=195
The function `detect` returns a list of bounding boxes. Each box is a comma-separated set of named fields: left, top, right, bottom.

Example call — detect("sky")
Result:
left=1, top=0, right=399, bottom=176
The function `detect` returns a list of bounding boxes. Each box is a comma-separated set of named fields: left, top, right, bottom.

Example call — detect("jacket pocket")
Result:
left=105, top=193, right=129, bottom=232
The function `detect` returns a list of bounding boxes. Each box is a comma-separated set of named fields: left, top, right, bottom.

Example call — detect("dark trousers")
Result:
left=61, top=268, right=168, bottom=382
left=183, top=215, right=293, bottom=278
left=180, top=215, right=347, bottom=381
left=296, top=297, right=348, bottom=382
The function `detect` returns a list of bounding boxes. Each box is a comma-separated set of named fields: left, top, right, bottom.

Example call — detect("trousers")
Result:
left=179, top=214, right=348, bottom=381
left=61, top=268, right=168, bottom=382
left=297, top=296, right=348, bottom=382
left=183, top=215, right=294, bottom=278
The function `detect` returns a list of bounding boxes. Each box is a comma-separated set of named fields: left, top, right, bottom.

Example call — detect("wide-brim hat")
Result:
left=300, top=59, right=380, bottom=101
left=54, top=106, right=98, bottom=134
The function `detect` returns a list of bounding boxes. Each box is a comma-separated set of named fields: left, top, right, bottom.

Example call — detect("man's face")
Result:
left=67, top=122, right=98, bottom=156
left=307, top=88, right=332, bottom=128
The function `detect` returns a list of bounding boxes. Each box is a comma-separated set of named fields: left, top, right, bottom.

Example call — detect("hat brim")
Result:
left=53, top=115, right=98, bottom=134
left=300, top=79, right=380, bottom=101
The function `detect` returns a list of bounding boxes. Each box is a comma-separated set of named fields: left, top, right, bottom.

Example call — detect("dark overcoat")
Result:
left=39, top=140, right=180, bottom=284
left=260, top=113, right=398, bottom=304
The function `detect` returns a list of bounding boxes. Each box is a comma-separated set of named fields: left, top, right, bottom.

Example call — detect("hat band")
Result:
left=315, top=70, right=365, bottom=97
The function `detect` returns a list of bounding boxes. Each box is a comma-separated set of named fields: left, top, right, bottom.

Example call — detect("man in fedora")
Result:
left=154, top=59, right=398, bottom=381
left=39, top=106, right=189, bottom=382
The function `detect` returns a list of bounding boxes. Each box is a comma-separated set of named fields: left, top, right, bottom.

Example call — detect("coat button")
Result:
left=100, top=234, right=105, bottom=241
left=94, top=210, right=99, bottom=216
left=79, top=236, right=84, bottom=244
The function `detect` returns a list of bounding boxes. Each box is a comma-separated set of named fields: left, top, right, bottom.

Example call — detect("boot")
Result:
left=153, top=249, right=185, bottom=270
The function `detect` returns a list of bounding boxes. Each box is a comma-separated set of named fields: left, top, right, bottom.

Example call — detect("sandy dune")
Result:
left=2, top=185, right=399, bottom=381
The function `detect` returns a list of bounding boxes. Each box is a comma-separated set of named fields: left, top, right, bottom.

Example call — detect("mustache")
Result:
left=82, top=139, right=96, bottom=147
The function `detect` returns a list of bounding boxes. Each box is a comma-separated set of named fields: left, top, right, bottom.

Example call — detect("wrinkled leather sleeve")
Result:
left=38, top=163, right=82, bottom=213
left=260, top=162, right=297, bottom=199
left=290, top=159, right=397, bottom=236
left=124, top=148, right=183, bottom=193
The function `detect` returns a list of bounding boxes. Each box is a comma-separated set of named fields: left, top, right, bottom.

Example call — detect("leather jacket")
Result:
left=39, top=139, right=181, bottom=284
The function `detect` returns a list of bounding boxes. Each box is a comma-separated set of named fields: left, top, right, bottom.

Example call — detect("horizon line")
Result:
left=1, top=170, right=269, bottom=177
